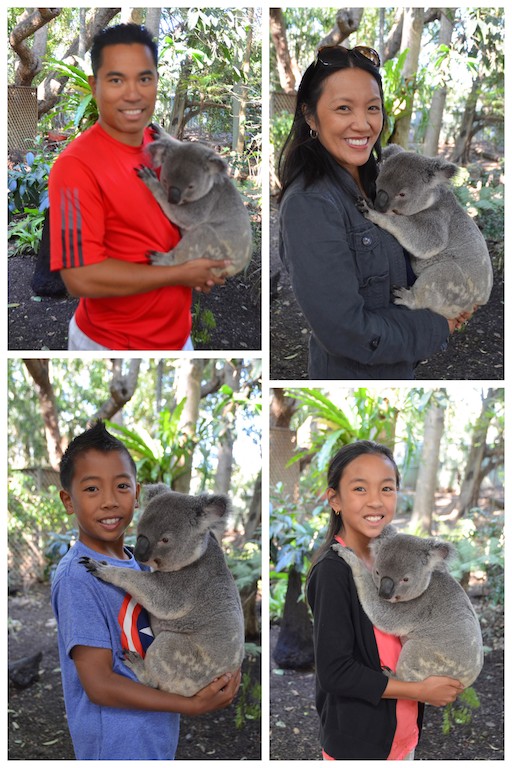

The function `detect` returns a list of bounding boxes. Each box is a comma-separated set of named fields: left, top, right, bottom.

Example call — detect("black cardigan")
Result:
left=307, top=546, right=423, bottom=759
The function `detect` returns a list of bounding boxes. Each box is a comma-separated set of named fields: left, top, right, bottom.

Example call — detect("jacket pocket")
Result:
left=348, top=225, right=391, bottom=310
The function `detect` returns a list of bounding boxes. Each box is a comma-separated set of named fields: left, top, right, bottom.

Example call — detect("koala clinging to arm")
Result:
left=357, top=145, right=493, bottom=319
left=79, top=484, right=245, bottom=697
left=332, top=525, right=483, bottom=688
left=136, top=124, right=253, bottom=277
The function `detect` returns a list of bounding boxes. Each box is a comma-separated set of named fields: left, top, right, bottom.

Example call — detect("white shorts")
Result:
left=67, top=314, right=194, bottom=351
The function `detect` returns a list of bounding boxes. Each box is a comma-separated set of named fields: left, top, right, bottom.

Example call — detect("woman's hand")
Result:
left=416, top=675, right=465, bottom=707
left=447, top=305, right=479, bottom=333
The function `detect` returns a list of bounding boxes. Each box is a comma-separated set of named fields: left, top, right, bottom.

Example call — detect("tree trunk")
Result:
left=270, top=8, right=296, bottom=94
left=232, top=8, right=253, bottom=153
left=240, top=582, right=260, bottom=640
left=91, top=359, right=141, bottom=424
left=317, top=8, right=364, bottom=50
left=450, top=77, right=480, bottom=164
left=168, top=56, right=193, bottom=137
left=389, top=7, right=424, bottom=148
left=173, top=359, right=205, bottom=493
left=451, top=389, right=501, bottom=518
left=22, top=359, right=65, bottom=470
left=241, top=471, right=262, bottom=542
left=409, top=393, right=446, bottom=534
left=10, top=8, right=61, bottom=85
left=145, top=8, right=162, bottom=38
left=36, top=8, right=120, bottom=116
left=273, top=566, right=314, bottom=669
left=214, top=362, right=241, bottom=495
left=423, top=9, right=455, bottom=156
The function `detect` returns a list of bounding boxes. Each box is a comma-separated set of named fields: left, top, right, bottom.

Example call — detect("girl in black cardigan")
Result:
left=307, top=441, right=464, bottom=759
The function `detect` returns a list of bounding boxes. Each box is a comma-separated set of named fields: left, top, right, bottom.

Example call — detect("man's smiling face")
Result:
left=88, top=42, right=158, bottom=146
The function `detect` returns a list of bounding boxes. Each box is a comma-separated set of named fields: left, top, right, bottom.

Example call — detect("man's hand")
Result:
left=186, top=668, right=242, bottom=716
left=171, top=258, right=232, bottom=292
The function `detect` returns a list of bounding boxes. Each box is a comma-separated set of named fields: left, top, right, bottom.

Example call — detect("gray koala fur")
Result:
left=136, top=124, right=252, bottom=276
left=357, top=145, right=493, bottom=318
left=80, top=484, right=245, bottom=696
left=332, top=525, right=483, bottom=687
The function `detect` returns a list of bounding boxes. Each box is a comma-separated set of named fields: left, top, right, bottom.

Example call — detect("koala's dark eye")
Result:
left=375, top=569, right=380, bottom=576
left=398, top=192, right=406, bottom=198
left=402, top=577, right=409, bottom=582
left=161, top=537, right=169, bottom=543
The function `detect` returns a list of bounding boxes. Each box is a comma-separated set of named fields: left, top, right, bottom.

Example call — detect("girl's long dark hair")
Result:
left=278, top=49, right=387, bottom=203
left=308, top=440, right=400, bottom=573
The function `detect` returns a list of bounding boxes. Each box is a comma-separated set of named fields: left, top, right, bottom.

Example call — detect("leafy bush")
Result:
left=8, top=209, right=46, bottom=256
left=8, top=147, right=51, bottom=215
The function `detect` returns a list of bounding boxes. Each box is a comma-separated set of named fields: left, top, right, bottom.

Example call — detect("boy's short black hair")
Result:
left=90, top=23, right=159, bottom=76
left=59, top=420, right=137, bottom=491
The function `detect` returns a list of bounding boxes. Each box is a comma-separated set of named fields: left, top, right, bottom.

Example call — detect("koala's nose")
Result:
left=379, top=576, right=395, bottom=599
left=375, top=190, right=389, bottom=212
left=134, top=535, right=151, bottom=563
left=168, top=186, right=182, bottom=204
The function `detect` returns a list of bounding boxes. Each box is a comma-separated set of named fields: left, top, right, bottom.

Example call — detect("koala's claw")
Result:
left=78, top=556, right=107, bottom=576
left=136, top=164, right=157, bottom=181
left=356, top=196, right=372, bottom=215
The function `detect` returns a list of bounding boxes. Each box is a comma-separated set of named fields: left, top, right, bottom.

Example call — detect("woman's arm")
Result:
left=280, top=191, right=450, bottom=365
left=71, top=645, right=240, bottom=715
left=61, top=258, right=230, bottom=298
left=383, top=676, right=464, bottom=707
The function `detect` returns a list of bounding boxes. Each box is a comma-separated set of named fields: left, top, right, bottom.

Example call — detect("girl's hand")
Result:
left=417, top=675, right=465, bottom=707
left=187, top=668, right=242, bottom=715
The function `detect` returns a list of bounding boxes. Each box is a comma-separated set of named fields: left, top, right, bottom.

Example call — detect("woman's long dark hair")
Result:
left=308, top=440, right=400, bottom=573
left=278, top=49, right=387, bottom=203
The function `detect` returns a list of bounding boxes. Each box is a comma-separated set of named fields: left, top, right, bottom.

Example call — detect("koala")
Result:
left=136, top=124, right=252, bottom=276
left=332, top=525, right=483, bottom=687
left=357, top=144, right=493, bottom=318
left=80, top=484, right=245, bottom=696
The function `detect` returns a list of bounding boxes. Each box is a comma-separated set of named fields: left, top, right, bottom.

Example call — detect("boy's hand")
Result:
left=186, top=668, right=242, bottom=715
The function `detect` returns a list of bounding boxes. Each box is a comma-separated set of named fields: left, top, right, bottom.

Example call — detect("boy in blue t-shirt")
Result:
left=51, top=421, right=240, bottom=760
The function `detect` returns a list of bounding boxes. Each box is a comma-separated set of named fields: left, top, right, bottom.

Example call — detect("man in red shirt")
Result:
left=49, top=23, right=229, bottom=350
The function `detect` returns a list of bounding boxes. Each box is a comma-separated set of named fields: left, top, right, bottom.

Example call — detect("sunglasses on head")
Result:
left=316, top=44, right=381, bottom=69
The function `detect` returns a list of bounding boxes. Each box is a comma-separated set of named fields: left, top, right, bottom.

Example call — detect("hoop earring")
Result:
left=309, top=128, right=318, bottom=140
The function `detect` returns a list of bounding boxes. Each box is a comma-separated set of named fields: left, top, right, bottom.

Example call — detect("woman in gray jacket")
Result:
left=278, top=45, right=468, bottom=380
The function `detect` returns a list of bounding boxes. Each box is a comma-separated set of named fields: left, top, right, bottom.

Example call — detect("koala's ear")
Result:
left=422, top=157, right=459, bottom=185
left=382, top=144, right=404, bottom=161
left=143, top=483, right=170, bottom=502
left=370, top=523, right=397, bottom=556
left=206, top=153, right=227, bottom=176
left=425, top=538, right=456, bottom=569
left=147, top=135, right=181, bottom=167
left=198, top=493, right=231, bottom=523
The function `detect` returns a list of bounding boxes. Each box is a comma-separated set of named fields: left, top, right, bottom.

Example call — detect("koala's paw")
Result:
left=124, top=650, right=144, bottom=672
left=356, top=196, right=373, bottom=216
left=331, top=543, right=358, bottom=567
left=148, top=249, right=174, bottom=266
left=136, top=164, right=158, bottom=183
left=78, top=556, right=108, bottom=578
left=393, top=286, right=416, bottom=309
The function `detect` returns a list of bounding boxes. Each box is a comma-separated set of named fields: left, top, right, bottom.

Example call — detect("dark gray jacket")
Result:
left=279, top=163, right=449, bottom=380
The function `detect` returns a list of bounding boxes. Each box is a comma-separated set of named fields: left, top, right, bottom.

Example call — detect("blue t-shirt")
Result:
left=51, top=540, right=180, bottom=760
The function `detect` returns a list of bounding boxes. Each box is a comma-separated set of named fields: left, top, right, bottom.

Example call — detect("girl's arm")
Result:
left=71, top=645, right=240, bottom=715
left=383, top=676, right=464, bottom=708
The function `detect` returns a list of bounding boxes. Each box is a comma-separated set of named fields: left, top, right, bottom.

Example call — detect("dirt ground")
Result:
left=7, top=252, right=261, bottom=353
left=8, top=582, right=260, bottom=760
left=270, top=199, right=504, bottom=381
left=270, top=604, right=504, bottom=761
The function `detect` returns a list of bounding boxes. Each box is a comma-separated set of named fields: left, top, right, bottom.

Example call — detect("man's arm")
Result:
left=71, top=645, right=240, bottom=715
left=61, top=258, right=230, bottom=298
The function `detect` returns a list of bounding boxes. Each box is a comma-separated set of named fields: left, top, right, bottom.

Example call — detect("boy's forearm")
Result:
left=85, top=665, right=200, bottom=715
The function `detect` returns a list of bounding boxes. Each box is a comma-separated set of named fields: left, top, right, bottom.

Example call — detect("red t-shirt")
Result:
left=49, top=123, right=192, bottom=350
